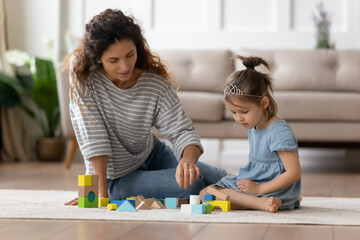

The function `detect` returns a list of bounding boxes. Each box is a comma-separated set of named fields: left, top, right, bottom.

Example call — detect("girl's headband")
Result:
left=224, top=84, right=263, bottom=98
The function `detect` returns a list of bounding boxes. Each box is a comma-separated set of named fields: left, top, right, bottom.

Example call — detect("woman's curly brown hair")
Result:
left=65, top=9, right=174, bottom=103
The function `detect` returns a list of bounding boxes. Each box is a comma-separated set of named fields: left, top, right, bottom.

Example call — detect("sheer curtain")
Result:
left=0, top=0, right=30, bottom=162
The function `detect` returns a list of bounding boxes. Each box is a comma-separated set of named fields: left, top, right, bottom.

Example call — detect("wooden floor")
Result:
left=1, top=148, right=360, bottom=240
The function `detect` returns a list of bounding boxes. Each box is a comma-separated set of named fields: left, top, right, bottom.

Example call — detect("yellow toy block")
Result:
left=206, top=200, right=231, bottom=212
left=99, top=198, right=109, bottom=207
left=78, top=175, right=92, bottom=186
left=107, top=203, right=117, bottom=211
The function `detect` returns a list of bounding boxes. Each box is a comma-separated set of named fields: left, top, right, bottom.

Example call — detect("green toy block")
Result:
left=78, top=191, right=98, bottom=208
left=203, top=203, right=212, bottom=214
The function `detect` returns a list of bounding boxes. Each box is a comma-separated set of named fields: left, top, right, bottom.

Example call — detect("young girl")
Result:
left=200, top=55, right=301, bottom=213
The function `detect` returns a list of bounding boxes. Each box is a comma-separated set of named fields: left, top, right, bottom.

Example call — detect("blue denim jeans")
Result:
left=107, top=138, right=227, bottom=200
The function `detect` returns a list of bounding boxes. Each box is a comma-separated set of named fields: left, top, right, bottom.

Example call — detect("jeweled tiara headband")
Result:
left=224, top=84, right=263, bottom=97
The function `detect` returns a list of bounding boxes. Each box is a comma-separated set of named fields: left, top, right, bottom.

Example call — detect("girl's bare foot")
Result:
left=259, top=197, right=282, bottom=213
left=267, top=197, right=282, bottom=213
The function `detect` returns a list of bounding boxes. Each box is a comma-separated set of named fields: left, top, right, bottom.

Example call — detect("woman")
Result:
left=65, top=9, right=226, bottom=204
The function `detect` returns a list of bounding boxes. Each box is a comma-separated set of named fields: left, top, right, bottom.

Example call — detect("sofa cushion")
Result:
left=237, top=49, right=360, bottom=92
left=156, top=50, right=234, bottom=93
left=177, top=91, right=224, bottom=122
left=223, top=91, right=360, bottom=121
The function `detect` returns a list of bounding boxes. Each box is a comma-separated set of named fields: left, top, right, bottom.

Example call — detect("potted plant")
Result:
left=4, top=50, right=64, bottom=161
left=312, top=1, right=335, bottom=49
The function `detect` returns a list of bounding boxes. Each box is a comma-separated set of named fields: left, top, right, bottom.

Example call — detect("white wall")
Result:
left=5, top=0, right=360, bottom=60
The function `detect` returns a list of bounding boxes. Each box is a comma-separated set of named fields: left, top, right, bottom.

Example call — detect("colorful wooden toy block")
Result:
left=177, top=198, right=188, bottom=207
left=204, top=194, right=216, bottom=201
left=203, top=202, right=212, bottom=214
left=133, top=195, right=145, bottom=207
left=150, top=200, right=165, bottom=209
left=191, top=204, right=206, bottom=214
left=180, top=204, right=192, bottom=214
left=206, top=200, right=231, bottom=212
left=78, top=194, right=98, bottom=208
left=109, top=200, right=125, bottom=206
left=107, top=203, right=117, bottom=211
left=189, top=195, right=200, bottom=205
left=136, top=201, right=151, bottom=210
left=206, top=186, right=230, bottom=201
left=78, top=175, right=93, bottom=186
left=78, top=175, right=98, bottom=208
left=125, top=199, right=135, bottom=207
left=154, top=198, right=165, bottom=205
left=116, top=200, right=137, bottom=212
left=99, top=198, right=109, bottom=207
left=144, top=198, right=155, bottom=206
left=165, top=198, right=178, bottom=209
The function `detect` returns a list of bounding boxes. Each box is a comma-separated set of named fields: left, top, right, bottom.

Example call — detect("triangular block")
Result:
left=136, top=201, right=151, bottom=210
left=116, top=200, right=137, bottom=212
left=150, top=200, right=165, bottom=209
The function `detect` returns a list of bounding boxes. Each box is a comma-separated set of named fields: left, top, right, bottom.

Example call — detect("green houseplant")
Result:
left=3, top=50, right=64, bottom=161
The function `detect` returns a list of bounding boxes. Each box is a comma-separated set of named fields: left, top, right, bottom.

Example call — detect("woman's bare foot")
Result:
left=65, top=198, right=78, bottom=206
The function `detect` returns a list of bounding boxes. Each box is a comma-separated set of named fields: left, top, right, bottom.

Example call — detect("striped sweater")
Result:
left=69, top=71, right=203, bottom=179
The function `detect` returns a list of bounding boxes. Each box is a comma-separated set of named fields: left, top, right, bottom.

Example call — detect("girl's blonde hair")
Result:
left=224, top=55, right=277, bottom=120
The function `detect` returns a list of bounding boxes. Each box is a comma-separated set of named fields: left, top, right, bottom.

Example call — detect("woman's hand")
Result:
left=175, top=145, right=202, bottom=190
left=236, top=179, right=260, bottom=195
left=65, top=198, right=78, bottom=206
left=175, top=159, right=200, bottom=190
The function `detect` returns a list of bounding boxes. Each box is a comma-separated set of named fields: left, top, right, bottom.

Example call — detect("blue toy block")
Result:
left=116, top=200, right=137, bottom=212
left=165, top=198, right=178, bottom=209
left=204, top=194, right=215, bottom=201
left=191, top=204, right=205, bottom=214
left=110, top=200, right=125, bottom=206
left=128, top=199, right=135, bottom=207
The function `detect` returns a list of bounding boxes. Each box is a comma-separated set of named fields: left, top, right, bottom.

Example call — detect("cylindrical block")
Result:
left=107, top=203, right=117, bottom=211
left=189, top=195, right=200, bottom=205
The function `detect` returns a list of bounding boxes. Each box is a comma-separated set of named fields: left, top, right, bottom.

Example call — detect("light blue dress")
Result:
left=216, top=119, right=301, bottom=210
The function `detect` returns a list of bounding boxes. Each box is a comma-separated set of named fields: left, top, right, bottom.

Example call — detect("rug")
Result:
left=1, top=189, right=360, bottom=225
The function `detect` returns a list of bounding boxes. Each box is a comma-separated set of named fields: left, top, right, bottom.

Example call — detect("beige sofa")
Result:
left=57, top=49, right=360, bottom=168
left=156, top=49, right=360, bottom=146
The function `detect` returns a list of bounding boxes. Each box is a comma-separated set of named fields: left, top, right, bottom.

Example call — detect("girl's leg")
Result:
left=200, top=185, right=282, bottom=213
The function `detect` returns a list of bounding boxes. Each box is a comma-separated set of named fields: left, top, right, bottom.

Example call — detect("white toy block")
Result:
left=181, top=204, right=192, bottom=214
left=189, top=195, right=200, bottom=205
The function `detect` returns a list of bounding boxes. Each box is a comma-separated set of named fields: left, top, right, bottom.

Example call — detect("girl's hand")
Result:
left=65, top=198, right=78, bottom=206
left=236, top=179, right=260, bottom=194
left=175, top=159, right=200, bottom=190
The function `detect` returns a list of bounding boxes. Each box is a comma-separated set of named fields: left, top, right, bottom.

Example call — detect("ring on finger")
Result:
left=189, top=168, right=195, bottom=172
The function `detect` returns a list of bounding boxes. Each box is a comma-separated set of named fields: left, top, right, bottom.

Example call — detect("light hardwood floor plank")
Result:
left=334, top=226, right=360, bottom=240
left=46, top=220, right=144, bottom=240
left=0, top=219, right=19, bottom=228
left=191, top=223, right=270, bottom=240
left=263, top=225, right=333, bottom=240
left=0, top=219, right=76, bottom=240
left=120, top=222, right=207, bottom=240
